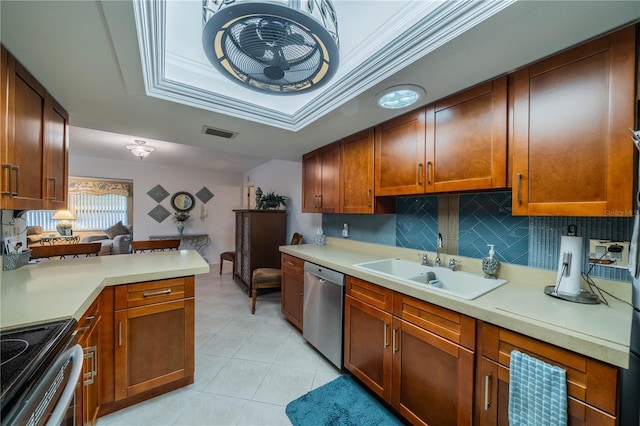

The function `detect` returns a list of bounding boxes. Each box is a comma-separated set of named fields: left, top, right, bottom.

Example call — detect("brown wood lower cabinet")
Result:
left=96, top=277, right=194, bottom=417
left=475, top=321, right=618, bottom=425
left=113, top=278, right=194, bottom=401
left=281, top=253, right=304, bottom=331
left=76, top=297, right=101, bottom=425
left=344, top=277, right=475, bottom=425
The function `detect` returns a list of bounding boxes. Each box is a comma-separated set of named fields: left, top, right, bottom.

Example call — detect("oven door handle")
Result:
left=48, top=344, right=84, bottom=426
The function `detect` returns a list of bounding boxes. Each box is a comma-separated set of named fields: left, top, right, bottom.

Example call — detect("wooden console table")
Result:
left=148, top=234, right=211, bottom=263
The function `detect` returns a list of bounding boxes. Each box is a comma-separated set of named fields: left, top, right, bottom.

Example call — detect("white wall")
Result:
left=243, top=159, right=320, bottom=243
left=70, top=155, right=244, bottom=263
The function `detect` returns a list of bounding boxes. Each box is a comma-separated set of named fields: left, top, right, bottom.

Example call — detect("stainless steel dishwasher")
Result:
left=303, top=261, right=345, bottom=369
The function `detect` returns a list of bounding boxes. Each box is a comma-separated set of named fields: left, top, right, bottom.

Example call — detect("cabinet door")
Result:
left=475, top=357, right=616, bottom=426
left=44, top=96, right=69, bottom=210
left=281, top=259, right=303, bottom=331
left=375, top=109, right=426, bottom=196
left=344, top=294, right=392, bottom=402
left=512, top=26, right=635, bottom=216
left=1, top=52, right=46, bottom=210
left=302, top=143, right=339, bottom=213
left=340, top=129, right=374, bottom=214
left=392, top=318, right=474, bottom=426
left=301, top=152, right=320, bottom=212
left=319, top=143, right=339, bottom=213
left=81, top=317, right=100, bottom=426
left=114, top=299, right=194, bottom=400
left=427, top=76, right=507, bottom=193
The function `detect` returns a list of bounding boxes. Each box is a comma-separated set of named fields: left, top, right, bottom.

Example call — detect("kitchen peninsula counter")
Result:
left=0, top=250, right=209, bottom=330
left=280, top=238, right=634, bottom=369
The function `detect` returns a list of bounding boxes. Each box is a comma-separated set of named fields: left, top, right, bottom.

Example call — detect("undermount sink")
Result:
left=352, top=258, right=507, bottom=300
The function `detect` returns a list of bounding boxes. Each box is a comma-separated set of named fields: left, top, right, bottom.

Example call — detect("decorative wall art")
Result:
left=147, top=184, right=170, bottom=203
left=148, top=205, right=171, bottom=223
left=196, top=187, right=214, bottom=204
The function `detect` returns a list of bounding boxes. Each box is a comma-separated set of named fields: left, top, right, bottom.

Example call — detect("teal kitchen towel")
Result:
left=508, top=350, right=567, bottom=426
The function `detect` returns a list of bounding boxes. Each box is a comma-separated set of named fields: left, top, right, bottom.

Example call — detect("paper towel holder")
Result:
left=543, top=224, right=600, bottom=304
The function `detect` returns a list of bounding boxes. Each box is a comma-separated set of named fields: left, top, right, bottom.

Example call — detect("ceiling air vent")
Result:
left=201, top=125, right=238, bottom=139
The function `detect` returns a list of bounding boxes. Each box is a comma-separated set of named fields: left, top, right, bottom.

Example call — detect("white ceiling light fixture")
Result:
left=127, top=140, right=154, bottom=160
left=201, top=0, right=339, bottom=94
left=376, top=85, right=426, bottom=110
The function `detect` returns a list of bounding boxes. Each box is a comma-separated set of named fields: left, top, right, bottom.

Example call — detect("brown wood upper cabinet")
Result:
left=374, top=109, right=427, bottom=196
left=302, top=142, right=340, bottom=213
left=426, top=76, right=508, bottom=193
left=340, top=128, right=375, bottom=213
left=374, top=77, right=508, bottom=197
left=0, top=46, right=69, bottom=210
left=512, top=26, right=636, bottom=217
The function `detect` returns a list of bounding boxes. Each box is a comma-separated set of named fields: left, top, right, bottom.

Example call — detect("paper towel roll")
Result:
left=555, top=235, right=583, bottom=295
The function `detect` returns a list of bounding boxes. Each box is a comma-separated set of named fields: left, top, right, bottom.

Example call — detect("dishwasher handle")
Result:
left=303, top=262, right=345, bottom=286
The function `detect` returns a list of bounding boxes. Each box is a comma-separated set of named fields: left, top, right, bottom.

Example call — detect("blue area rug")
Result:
left=286, top=375, right=404, bottom=426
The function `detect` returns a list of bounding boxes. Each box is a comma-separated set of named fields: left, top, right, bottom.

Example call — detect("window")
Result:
left=26, top=178, right=133, bottom=231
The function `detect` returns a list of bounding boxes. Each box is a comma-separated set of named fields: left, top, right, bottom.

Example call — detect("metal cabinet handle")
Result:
left=143, top=289, right=171, bottom=297
left=86, top=315, right=95, bottom=321
left=367, top=189, right=372, bottom=207
left=484, top=373, right=492, bottom=410
left=392, top=328, right=399, bottom=353
left=83, top=345, right=97, bottom=385
left=417, top=163, right=423, bottom=186
left=118, top=320, right=122, bottom=347
left=11, top=165, right=19, bottom=196
left=426, top=161, right=433, bottom=185
left=384, top=323, right=389, bottom=347
left=516, top=173, right=522, bottom=205
left=1, top=164, right=12, bottom=195
left=47, top=177, right=57, bottom=200
left=286, top=261, right=295, bottom=266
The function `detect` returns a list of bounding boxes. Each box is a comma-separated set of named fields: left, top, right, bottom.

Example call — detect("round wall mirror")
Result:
left=171, top=191, right=195, bottom=212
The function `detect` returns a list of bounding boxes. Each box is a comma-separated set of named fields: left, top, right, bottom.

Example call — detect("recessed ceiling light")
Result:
left=376, top=85, right=425, bottom=110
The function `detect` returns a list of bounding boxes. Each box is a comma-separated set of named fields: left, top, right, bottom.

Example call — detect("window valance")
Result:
left=69, top=178, right=132, bottom=197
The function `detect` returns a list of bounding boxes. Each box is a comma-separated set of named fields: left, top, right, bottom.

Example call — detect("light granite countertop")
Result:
left=0, top=250, right=210, bottom=331
left=280, top=238, right=634, bottom=369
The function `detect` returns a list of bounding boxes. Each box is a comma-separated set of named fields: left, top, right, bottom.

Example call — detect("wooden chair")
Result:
left=251, top=232, right=303, bottom=314
left=219, top=250, right=235, bottom=275
left=29, top=242, right=102, bottom=260
left=131, top=239, right=181, bottom=253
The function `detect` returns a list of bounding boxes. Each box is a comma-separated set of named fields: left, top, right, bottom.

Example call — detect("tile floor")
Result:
left=98, top=267, right=342, bottom=426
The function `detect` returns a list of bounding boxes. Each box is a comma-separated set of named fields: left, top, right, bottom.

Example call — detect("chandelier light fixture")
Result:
left=202, top=0, right=339, bottom=94
left=127, top=140, right=154, bottom=160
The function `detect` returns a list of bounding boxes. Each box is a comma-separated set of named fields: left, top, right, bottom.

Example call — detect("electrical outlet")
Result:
left=588, top=239, right=629, bottom=269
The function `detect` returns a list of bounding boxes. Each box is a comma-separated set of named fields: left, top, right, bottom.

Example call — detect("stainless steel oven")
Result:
left=1, top=319, right=82, bottom=426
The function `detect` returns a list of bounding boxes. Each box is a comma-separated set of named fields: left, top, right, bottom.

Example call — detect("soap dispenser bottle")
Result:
left=342, top=223, right=350, bottom=238
left=482, top=244, right=500, bottom=279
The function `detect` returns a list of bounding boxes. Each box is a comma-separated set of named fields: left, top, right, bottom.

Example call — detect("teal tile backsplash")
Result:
left=321, top=191, right=634, bottom=282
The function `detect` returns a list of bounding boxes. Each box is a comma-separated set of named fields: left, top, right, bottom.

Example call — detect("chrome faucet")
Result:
left=420, top=253, right=429, bottom=266
left=449, top=258, right=461, bottom=271
left=435, top=233, right=443, bottom=267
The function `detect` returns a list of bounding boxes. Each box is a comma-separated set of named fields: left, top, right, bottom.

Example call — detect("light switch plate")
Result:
left=588, top=240, right=629, bottom=269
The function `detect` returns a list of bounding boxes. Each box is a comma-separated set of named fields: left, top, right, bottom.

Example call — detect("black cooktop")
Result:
left=0, top=319, right=76, bottom=414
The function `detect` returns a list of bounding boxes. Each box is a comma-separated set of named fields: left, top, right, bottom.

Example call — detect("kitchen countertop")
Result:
left=280, top=238, right=634, bottom=369
left=0, top=250, right=210, bottom=331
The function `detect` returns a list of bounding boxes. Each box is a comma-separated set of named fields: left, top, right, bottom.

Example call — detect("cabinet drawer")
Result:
left=281, top=254, right=303, bottom=274
left=479, top=322, right=618, bottom=415
left=115, top=276, right=194, bottom=310
left=346, top=276, right=393, bottom=312
left=394, top=293, right=475, bottom=350
left=76, top=297, right=100, bottom=333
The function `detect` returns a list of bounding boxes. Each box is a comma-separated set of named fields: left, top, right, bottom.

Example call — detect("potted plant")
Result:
left=172, top=211, right=191, bottom=234
left=259, top=192, right=287, bottom=210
